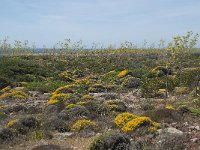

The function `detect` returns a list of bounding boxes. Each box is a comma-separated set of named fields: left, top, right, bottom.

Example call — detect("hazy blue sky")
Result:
left=0, top=0, right=200, bottom=47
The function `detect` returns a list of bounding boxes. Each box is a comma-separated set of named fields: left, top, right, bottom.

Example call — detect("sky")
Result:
left=0, top=0, right=200, bottom=48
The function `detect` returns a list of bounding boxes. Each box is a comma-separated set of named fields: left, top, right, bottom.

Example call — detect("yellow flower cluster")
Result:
left=53, top=84, right=78, bottom=95
left=165, top=105, right=174, bottom=110
left=66, top=102, right=88, bottom=109
left=114, top=112, right=136, bottom=128
left=0, top=86, right=11, bottom=93
left=65, top=103, right=76, bottom=109
left=48, top=83, right=82, bottom=105
left=121, top=116, right=159, bottom=132
left=82, top=94, right=94, bottom=100
left=75, top=78, right=90, bottom=85
left=59, top=70, right=73, bottom=78
left=108, top=70, right=116, bottom=74
left=7, top=119, right=18, bottom=127
left=0, top=89, right=27, bottom=100
left=71, top=120, right=97, bottom=131
left=115, top=112, right=159, bottom=133
left=0, top=105, right=7, bottom=109
left=48, top=93, right=68, bottom=105
left=0, top=112, right=4, bottom=116
left=117, top=70, right=129, bottom=78
left=76, top=101, right=88, bottom=105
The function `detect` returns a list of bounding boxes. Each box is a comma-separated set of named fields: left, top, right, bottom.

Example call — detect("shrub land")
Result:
left=0, top=32, right=200, bottom=149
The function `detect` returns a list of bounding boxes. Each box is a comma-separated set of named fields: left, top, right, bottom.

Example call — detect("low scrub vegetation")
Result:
left=0, top=32, right=200, bottom=149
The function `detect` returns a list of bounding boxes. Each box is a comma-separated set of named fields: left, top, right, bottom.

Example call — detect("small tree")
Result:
left=165, top=31, right=199, bottom=95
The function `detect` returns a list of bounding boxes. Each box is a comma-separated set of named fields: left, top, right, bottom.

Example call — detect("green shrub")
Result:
left=143, top=108, right=182, bottom=123
left=58, top=105, right=91, bottom=121
left=26, top=81, right=67, bottom=93
left=71, top=120, right=97, bottom=132
left=121, top=76, right=142, bottom=89
left=42, top=116, right=70, bottom=132
left=0, top=57, right=55, bottom=83
left=177, top=67, right=200, bottom=87
left=0, top=128, right=15, bottom=144
left=32, top=144, right=62, bottom=150
left=7, top=116, right=39, bottom=135
left=0, top=77, right=10, bottom=89
left=103, top=100, right=127, bottom=112
left=88, top=84, right=107, bottom=93
left=88, top=130, right=131, bottom=150
left=148, top=66, right=171, bottom=78
left=189, top=107, right=200, bottom=116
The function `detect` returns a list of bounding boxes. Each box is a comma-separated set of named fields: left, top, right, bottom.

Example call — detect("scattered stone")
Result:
left=195, top=126, right=200, bottom=131
left=188, top=125, right=200, bottom=131
left=158, top=127, right=183, bottom=136
left=183, top=122, right=189, bottom=126
left=90, top=93, right=119, bottom=100
left=190, top=138, right=199, bottom=143
left=28, top=91, right=41, bottom=97
left=58, top=132, right=74, bottom=138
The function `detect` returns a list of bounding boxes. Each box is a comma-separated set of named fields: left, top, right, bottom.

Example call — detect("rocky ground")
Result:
left=0, top=89, right=200, bottom=150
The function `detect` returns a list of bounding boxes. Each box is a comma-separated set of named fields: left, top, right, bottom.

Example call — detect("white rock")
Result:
left=59, top=132, right=74, bottom=137
left=189, top=125, right=200, bottom=131
left=195, top=126, right=200, bottom=131
left=190, top=138, right=198, bottom=143
left=158, top=127, right=183, bottom=136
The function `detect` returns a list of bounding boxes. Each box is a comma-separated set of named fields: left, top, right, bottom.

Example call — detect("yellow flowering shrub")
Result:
left=65, top=102, right=88, bottom=109
left=82, top=94, right=94, bottom=100
left=75, top=78, right=90, bottom=85
left=0, top=86, right=11, bottom=93
left=88, top=83, right=107, bottom=93
left=148, top=126, right=158, bottom=133
left=115, top=112, right=137, bottom=128
left=158, top=89, right=166, bottom=93
left=108, top=70, right=116, bottom=74
left=59, top=70, right=74, bottom=82
left=7, top=119, right=18, bottom=127
left=150, top=66, right=168, bottom=77
left=11, top=90, right=27, bottom=99
left=76, top=102, right=88, bottom=105
left=0, top=111, right=5, bottom=116
left=165, top=105, right=175, bottom=110
left=0, top=105, right=7, bottom=109
left=53, top=84, right=79, bottom=95
left=121, top=116, right=159, bottom=132
left=48, top=94, right=68, bottom=105
left=117, top=70, right=129, bottom=78
left=86, top=75, right=98, bottom=80
left=59, top=70, right=73, bottom=78
left=63, top=76, right=74, bottom=82
left=19, top=82, right=28, bottom=86
left=65, top=104, right=76, bottom=109
left=104, top=100, right=126, bottom=112
left=71, top=120, right=97, bottom=132
left=100, top=70, right=117, bottom=82
left=0, top=89, right=27, bottom=100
